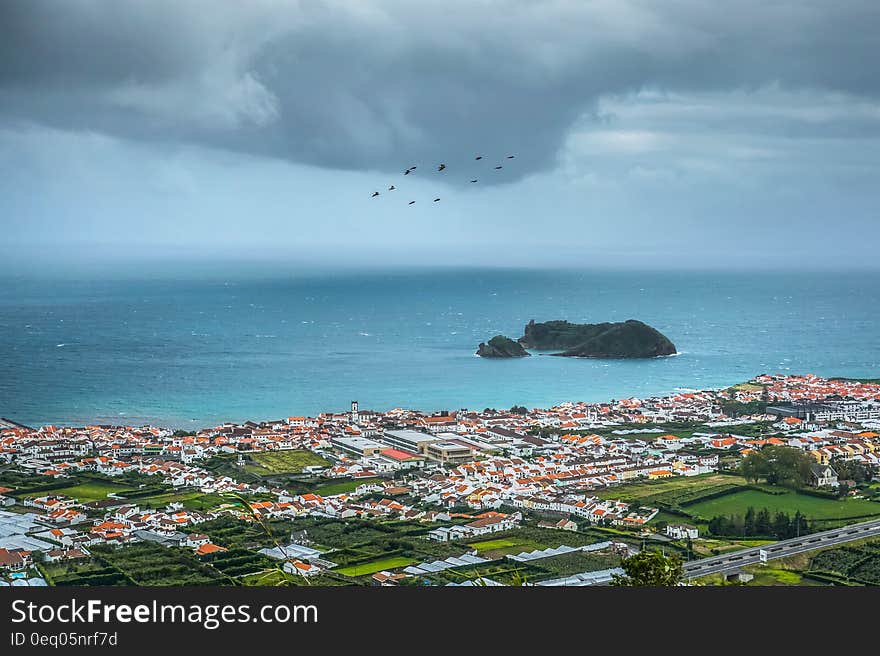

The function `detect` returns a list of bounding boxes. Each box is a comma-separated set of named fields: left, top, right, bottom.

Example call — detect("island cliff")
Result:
left=476, top=335, right=531, bottom=358
left=520, top=319, right=676, bottom=358
left=476, top=319, right=676, bottom=358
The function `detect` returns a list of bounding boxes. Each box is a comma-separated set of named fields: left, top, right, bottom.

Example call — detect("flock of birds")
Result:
left=370, top=154, right=515, bottom=204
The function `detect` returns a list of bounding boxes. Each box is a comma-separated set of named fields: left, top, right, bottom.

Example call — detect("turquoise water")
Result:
left=1, top=268, right=878, bottom=427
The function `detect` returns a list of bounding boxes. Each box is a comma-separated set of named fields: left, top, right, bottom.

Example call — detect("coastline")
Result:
left=1, top=371, right=860, bottom=431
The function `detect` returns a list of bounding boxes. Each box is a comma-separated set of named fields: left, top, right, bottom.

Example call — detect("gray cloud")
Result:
left=3, top=1, right=880, bottom=180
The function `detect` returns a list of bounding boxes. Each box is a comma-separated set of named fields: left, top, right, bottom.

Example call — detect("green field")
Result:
left=244, top=450, right=331, bottom=475
left=313, top=477, right=382, bottom=496
left=335, top=557, right=415, bottom=577
left=468, top=537, right=544, bottom=556
left=20, top=480, right=130, bottom=503
left=466, top=527, right=608, bottom=559
left=686, top=489, right=880, bottom=521
left=469, top=538, right=522, bottom=551
left=121, top=490, right=237, bottom=512
left=596, top=474, right=748, bottom=503
left=469, top=537, right=552, bottom=558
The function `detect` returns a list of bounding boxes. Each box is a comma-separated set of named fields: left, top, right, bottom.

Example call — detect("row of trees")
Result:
left=707, top=506, right=810, bottom=539
left=739, top=445, right=815, bottom=487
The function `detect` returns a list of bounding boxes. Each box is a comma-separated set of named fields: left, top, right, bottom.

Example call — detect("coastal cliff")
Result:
left=475, top=335, right=531, bottom=358
left=520, top=319, right=676, bottom=358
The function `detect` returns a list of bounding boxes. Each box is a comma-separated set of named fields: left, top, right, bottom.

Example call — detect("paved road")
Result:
left=684, top=517, right=880, bottom=579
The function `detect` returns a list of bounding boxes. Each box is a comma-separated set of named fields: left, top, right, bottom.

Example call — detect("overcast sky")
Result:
left=2, top=0, right=879, bottom=272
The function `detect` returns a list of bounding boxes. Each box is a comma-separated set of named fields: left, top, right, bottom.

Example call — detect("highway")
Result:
left=683, top=517, right=880, bottom=579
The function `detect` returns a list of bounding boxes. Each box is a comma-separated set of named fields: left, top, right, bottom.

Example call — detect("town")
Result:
left=2, top=373, right=880, bottom=587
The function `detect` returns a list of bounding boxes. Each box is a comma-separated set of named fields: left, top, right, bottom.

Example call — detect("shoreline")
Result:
left=0, top=374, right=779, bottom=431
left=6, top=372, right=878, bottom=431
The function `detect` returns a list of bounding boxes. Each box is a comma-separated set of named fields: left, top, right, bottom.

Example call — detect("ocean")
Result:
left=1, top=268, right=878, bottom=428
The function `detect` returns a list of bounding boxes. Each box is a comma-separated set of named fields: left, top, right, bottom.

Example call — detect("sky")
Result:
left=2, top=0, right=880, bottom=272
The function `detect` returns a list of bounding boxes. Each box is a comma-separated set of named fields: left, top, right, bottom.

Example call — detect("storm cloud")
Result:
left=3, top=1, right=880, bottom=177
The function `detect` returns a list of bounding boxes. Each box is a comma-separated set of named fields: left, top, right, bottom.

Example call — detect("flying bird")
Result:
left=475, top=156, right=483, bottom=160
left=494, top=165, right=503, bottom=170
left=404, top=169, right=411, bottom=175
left=470, top=179, right=478, bottom=183
left=433, top=198, right=441, bottom=202
left=507, top=155, right=515, bottom=159
left=388, top=185, right=396, bottom=191
left=408, top=200, right=416, bottom=205
left=371, top=191, right=379, bottom=197
left=437, top=164, right=446, bottom=171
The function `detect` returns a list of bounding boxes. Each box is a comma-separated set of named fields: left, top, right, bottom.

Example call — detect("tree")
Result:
left=739, top=446, right=815, bottom=488
left=772, top=511, right=791, bottom=539
left=740, top=452, right=768, bottom=483
left=612, top=549, right=684, bottom=586
left=744, top=506, right=756, bottom=535
left=792, top=511, right=808, bottom=537
left=721, top=399, right=768, bottom=417
left=755, top=508, right=771, bottom=535
left=763, top=446, right=814, bottom=487
left=708, top=515, right=729, bottom=536
left=830, top=456, right=875, bottom=484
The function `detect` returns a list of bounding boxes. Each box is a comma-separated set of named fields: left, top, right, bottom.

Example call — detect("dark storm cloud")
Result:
left=2, top=1, right=880, bottom=179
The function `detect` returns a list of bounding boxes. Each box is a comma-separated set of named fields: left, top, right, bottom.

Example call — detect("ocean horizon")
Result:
left=1, top=266, right=878, bottom=428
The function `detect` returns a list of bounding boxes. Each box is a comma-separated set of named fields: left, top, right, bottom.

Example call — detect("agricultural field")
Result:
left=596, top=473, right=748, bottom=503
left=527, top=550, right=622, bottom=578
left=197, top=516, right=295, bottom=550
left=335, top=557, right=416, bottom=577
left=313, top=477, right=382, bottom=496
left=243, top=450, right=331, bottom=475
left=805, top=540, right=880, bottom=585
left=469, top=537, right=547, bottom=558
left=19, top=480, right=131, bottom=503
left=685, top=489, right=880, bottom=522
left=92, top=542, right=230, bottom=586
left=199, top=547, right=276, bottom=578
left=129, top=490, right=239, bottom=512
left=466, top=526, right=613, bottom=559
left=40, top=559, right=131, bottom=586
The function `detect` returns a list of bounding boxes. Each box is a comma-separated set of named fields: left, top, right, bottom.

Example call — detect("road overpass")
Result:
left=684, top=517, right=880, bottom=580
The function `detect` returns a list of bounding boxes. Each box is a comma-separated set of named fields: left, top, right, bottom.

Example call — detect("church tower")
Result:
left=351, top=400, right=359, bottom=424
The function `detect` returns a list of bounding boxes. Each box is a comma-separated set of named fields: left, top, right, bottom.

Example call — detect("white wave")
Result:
left=56, top=343, right=66, bottom=347
left=359, top=332, right=372, bottom=337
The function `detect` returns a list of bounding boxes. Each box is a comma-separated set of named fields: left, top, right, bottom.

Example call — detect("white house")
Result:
left=665, top=524, right=699, bottom=540
left=810, top=464, right=839, bottom=488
